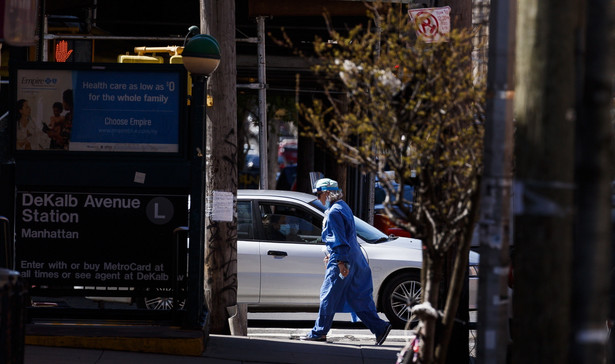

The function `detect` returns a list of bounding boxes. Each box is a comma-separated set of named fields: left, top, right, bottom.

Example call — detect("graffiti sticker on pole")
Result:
left=408, top=6, right=451, bottom=43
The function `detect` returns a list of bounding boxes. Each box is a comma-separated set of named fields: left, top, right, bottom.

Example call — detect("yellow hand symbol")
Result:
left=55, top=40, right=73, bottom=62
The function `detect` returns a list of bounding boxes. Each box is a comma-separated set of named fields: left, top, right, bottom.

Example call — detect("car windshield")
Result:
left=309, top=199, right=391, bottom=244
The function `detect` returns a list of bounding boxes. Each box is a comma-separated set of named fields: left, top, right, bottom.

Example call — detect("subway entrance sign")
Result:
left=15, top=191, right=187, bottom=288
left=1, top=62, right=196, bottom=325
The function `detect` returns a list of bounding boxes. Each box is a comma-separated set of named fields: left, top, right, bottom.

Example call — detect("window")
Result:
left=237, top=201, right=254, bottom=240
left=258, top=202, right=322, bottom=243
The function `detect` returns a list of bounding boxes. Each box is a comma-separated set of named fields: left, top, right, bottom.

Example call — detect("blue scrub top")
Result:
left=323, top=200, right=367, bottom=269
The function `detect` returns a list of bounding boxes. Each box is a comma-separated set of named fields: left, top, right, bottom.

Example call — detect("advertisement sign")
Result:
left=15, top=190, right=188, bottom=288
left=408, top=6, right=451, bottom=43
left=14, top=64, right=185, bottom=153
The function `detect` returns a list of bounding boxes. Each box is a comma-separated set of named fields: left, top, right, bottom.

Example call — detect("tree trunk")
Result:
left=571, top=0, right=614, bottom=362
left=421, top=250, right=443, bottom=364
left=431, top=2, right=472, bottom=363
left=513, top=0, right=576, bottom=362
left=436, top=185, right=481, bottom=364
left=202, top=0, right=239, bottom=335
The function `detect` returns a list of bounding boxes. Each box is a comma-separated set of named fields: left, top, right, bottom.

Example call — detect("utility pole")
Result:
left=437, top=0, right=471, bottom=28
left=201, top=0, right=239, bottom=334
left=513, top=0, right=576, bottom=362
left=571, top=0, right=614, bottom=362
left=476, top=0, right=516, bottom=363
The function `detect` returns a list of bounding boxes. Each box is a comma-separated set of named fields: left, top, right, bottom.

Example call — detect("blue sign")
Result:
left=71, top=71, right=180, bottom=152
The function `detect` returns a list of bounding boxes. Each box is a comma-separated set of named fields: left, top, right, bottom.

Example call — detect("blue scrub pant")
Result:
left=309, top=263, right=389, bottom=338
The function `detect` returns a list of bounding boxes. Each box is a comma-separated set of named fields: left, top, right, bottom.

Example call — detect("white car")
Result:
left=140, top=189, right=478, bottom=328
left=233, top=189, right=479, bottom=328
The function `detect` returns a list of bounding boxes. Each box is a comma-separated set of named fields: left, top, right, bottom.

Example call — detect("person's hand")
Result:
left=55, top=40, right=73, bottom=62
left=337, top=261, right=349, bottom=278
left=323, top=255, right=329, bottom=266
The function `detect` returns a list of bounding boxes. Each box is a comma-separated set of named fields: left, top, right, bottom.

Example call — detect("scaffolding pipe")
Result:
left=42, top=34, right=186, bottom=41
left=257, top=16, right=268, bottom=190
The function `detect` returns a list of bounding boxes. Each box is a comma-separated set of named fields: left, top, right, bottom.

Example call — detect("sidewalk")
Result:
left=25, top=334, right=406, bottom=364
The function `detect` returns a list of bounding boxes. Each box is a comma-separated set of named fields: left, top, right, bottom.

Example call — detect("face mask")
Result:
left=279, top=224, right=290, bottom=236
left=325, top=199, right=331, bottom=209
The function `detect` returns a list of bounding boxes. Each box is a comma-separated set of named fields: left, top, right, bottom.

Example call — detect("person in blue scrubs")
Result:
left=301, top=178, right=392, bottom=345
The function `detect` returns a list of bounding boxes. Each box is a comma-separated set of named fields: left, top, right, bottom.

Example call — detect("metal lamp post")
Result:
left=182, top=33, right=220, bottom=329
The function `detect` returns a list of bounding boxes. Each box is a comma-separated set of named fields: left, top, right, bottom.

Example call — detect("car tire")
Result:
left=381, top=271, right=421, bottom=329
left=136, top=288, right=185, bottom=310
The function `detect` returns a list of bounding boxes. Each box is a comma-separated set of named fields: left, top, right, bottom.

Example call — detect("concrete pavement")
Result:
left=22, top=312, right=481, bottom=363
left=22, top=309, right=479, bottom=363
left=25, top=330, right=411, bottom=364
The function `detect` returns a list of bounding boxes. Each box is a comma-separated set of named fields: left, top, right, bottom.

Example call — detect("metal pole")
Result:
left=476, top=0, right=516, bottom=363
left=36, top=0, right=45, bottom=61
left=186, top=74, right=207, bottom=329
left=42, top=15, right=48, bottom=61
left=363, top=14, right=381, bottom=224
left=257, top=16, right=268, bottom=189
left=43, top=34, right=187, bottom=42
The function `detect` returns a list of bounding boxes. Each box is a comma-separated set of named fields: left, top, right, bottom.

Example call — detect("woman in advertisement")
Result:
left=16, top=99, right=39, bottom=150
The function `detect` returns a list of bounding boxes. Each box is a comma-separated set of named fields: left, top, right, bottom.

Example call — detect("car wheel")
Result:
left=137, top=288, right=185, bottom=310
left=381, top=271, right=421, bottom=329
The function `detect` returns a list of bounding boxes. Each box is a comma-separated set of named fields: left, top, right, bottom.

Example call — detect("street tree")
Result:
left=283, top=4, right=485, bottom=363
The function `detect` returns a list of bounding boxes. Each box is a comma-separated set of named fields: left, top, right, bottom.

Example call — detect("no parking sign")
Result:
left=408, top=6, right=451, bottom=43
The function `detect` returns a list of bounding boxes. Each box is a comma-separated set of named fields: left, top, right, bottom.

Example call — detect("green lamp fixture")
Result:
left=182, top=34, right=221, bottom=76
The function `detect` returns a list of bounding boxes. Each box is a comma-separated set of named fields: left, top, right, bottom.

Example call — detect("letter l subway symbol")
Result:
left=154, top=203, right=166, bottom=219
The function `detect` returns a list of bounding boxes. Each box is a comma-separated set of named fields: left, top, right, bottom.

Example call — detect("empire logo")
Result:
left=19, top=76, right=58, bottom=87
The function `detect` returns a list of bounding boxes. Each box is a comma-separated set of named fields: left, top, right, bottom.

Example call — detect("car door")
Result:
left=257, top=201, right=325, bottom=305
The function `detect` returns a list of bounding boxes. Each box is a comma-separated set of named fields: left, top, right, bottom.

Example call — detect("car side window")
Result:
left=237, top=201, right=254, bottom=240
left=258, top=202, right=322, bottom=243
